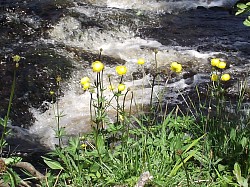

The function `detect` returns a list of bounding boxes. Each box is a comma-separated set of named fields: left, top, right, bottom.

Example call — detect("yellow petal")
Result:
left=211, top=74, right=218, bottom=81
left=116, top=66, right=127, bottom=76
left=80, top=77, right=90, bottom=85
left=137, top=58, right=145, bottom=65
left=83, top=82, right=90, bottom=90
left=12, top=55, right=21, bottom=62
left=118, top=84, right=126, bottom=92
left=92, top=61, right=104, bottom=72
left=211, top=58, right=220, bottom=67
left=217, top=61, right=226, bottom=69
left=108, top=84, right=115, bottom=91
left=221, top=74, right=230, bottom=81
left=170, top=62, right=182, bottom=73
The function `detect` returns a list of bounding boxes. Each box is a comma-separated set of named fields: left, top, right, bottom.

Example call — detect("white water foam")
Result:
left=31, top=35, right=216, bottom=149
left=80, top=0, right=238, bottom=13
left=29, top=2, right=222, bottom=148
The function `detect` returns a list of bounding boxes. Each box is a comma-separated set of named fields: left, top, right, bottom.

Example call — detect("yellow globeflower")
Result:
left=221, top=74, right=230, bottom=81
left=118, top=84, right=126, bottom=92
left=56, top=75, right=62, bottom=83
left=119, top=114, right=124, bottom=121
left=116, top=66, right=127, bottom=76
left=12, top=55, right=21, bottom=62
left=137, top=58, right=145, bottom=65
left=50, top=91, right=55, bottom=95
left=82, top=82, right=90, bottom=90
left=108, top=84, right=115, bottom=91
left=80, top=77, right=90, bottom=86
left=92, top=61, right=104, bottom=72
left=211, top=74, right=218, bottom=82
left=211, top=58, right=220, bottom=67
left=81, top=143, right=87, bottom=149
left=170, top=62, right=182, bottom=73
left=217, top=61, right=226, bottom=69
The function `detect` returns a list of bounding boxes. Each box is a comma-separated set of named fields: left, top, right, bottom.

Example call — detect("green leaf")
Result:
left=236, top=9, right=245, bottom=15
left=168, top=130, right=175, bottom=139
left=183, top=134, right=206, bottom=154
left=7, top=169, right=17, bottom=187
left=90, top=162, right=100, bottom=173
left=4, top=157, right=22, bottom=165
left=0, top=118, right=4, bottom=125
left=230, top=128, right=236, bottom=141
left=68, top=137, right=80, bottom=154
left=218, top=164, right=226, bottom=172
left=96, top=134, right=106, bottom=154
left=233, top=163, right=248, bottom=187
left=237, top=3, right=248, bottom=10
left=242, top=178, right=249, bottom=187
left=240, top=137, right=248, bottom=148
left=170, top=150, right=197, bottom=176
left=243, top=18, right=250, bottom=26
left=67, top=154, right=79, bottom=172
left=233, top=162, right=241, bottom=181
left=96, top=171, right=101, bottom=178
left=43, top=157, right=64, bottom=170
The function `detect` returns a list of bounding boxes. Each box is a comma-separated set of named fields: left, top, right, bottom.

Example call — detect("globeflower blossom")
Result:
left=116, top=66, right=127, bottom=76
left=217, top=61, right=226, bottom=69
left=92, top=61, right=104, bottom=72
left=80, top=77, right=90, bottom=86
left=221, top=74, right=230, bottom=81
left=82, top=82, right=90, bottom=90
left=108, top=84, right=115, bottom=91
left=137, top=58, right=145, bottom=65
left=211, top=58, right=220, bottom=67
left=80, top=76, right=91, bottom=90
left=12, top=55, right=21, bottom=62
left=170, top=62, right=182, bottom=73
left=211, top=74, right=218, bottom=82
left=118, top=83, right=126, bottom=92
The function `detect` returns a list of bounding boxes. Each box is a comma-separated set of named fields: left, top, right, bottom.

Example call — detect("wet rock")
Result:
left=0, top=48, right=73, bottom=128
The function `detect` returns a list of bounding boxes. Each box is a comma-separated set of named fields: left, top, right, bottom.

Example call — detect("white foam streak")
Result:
left=80, top=0, right=237, bottom=13
left=29, top=73, right=163, bottom=148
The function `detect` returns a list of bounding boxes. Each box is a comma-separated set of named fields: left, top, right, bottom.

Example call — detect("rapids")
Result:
left=0, top=0, right=249, bottom=149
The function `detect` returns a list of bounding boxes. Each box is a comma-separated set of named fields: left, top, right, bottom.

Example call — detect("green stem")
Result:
left=56, top=82, right=62, bottom=147
left=150, top=75, right=156, bottom=107
left=180, top=154, right=190, bottom=187
left=100, top=70, right=104, bottom=130
left=90, top=92, right=93, bottom=123
left=122, top=90, right=129, bottom=112
left=96, top=72, right=100, bottom=130
left=116, top=95, right=119, bottom=124
left=154, top=50, right=158, bottom=69
left=0, top=69, right=16, bottom=155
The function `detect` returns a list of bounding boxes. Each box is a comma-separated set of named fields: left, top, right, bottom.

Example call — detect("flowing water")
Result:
left=0, top=0, right=250, bottom=149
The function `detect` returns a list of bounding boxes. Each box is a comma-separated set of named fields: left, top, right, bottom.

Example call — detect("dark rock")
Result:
left=0, top=48, right=73, bottom=128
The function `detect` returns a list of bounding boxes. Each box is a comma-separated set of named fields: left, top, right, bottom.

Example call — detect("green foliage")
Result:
left=233, top=163, right=249, bottom=187
left=236, top=2, right=250, bottom=26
